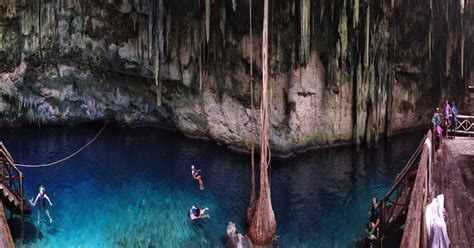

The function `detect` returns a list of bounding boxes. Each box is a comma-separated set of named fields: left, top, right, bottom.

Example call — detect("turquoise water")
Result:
left=0, top=125, right=422, bottom=247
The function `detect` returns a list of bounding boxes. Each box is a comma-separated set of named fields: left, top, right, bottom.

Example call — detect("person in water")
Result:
left=368, top=197, right=380, bottom=230
left=188, top=205, right=210, bottom=220
left=191, top=165, right=205, bottom=190
left=29, top=185, right=53, bottom=224
left=365, top=221, right=379, bottom=247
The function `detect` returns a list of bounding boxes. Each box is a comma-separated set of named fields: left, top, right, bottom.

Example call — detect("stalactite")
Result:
left=354, top=0, right=359, bottom=28
left=220, top=3, right=226, bottom=47
left=155, top=0, right=164, bottom=106
left=147, top=0, right=153, bottom=60
left=429, top=0, right=433, bottom=61
left=391, top=0, right=394, bottom=9
left=461, top=27, right=465, bottom=79
left=248, top=0, right=276, bottom=245
left=199, top=45, right=203, bottom=91
left=300, top=0, right=311, bottom=66
left=205, top=0, right=210, bottom=43
left=445, top=0, right=449, bottom=23
left=460, top=0, right=464, bottom=78
left=445, top=41, right=449, bottom=77
left=339, top=0, right=348, bottom=61
left=428, top=21, right=432, bottom=61
left=292, top=0, right=296, bottom=16
left=331, top=0, right=334, bottom=22
left=320, top=0, right=325, bottom=24
left=365, top=0, right=370, bottom=68
left=232, top=0, right=237, bottom=12
left=39, top=0, right=43, bottom=62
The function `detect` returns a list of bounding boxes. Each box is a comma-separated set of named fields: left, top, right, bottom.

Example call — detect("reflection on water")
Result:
left=0, top=124, right=423, bottom=247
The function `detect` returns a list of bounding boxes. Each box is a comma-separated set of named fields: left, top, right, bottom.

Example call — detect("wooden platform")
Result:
left=0, top=201, right=14, bottom=248
left=432, top=137, right=474, bottom=247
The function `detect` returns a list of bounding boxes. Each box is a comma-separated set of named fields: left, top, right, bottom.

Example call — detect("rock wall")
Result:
left=0, top=0, right=472, bottom=155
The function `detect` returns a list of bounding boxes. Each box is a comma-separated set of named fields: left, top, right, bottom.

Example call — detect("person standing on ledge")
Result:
left=432, top=108, right=442, bottom=149
left=443, top=99, right=451, bottom=138
left=451, top=101, right=457, bottom=139
left=29, top=185, right=54, bottom=224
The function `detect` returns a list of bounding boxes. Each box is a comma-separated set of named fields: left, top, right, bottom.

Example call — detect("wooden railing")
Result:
left=379, top=132, right=426, bottom=234
left=447, top=115, right=474, bottom=135
left=0, top=142, right=26, bottom=217
left=377, top=130, right=433, bottom=247
left=399, top=130, right=432, bottom=247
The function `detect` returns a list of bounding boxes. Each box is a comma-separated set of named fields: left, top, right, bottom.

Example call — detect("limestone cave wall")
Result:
left=0, top=0, right=472, bottom=155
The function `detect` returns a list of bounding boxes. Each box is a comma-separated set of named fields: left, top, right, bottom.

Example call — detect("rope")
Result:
left=15, top=122, right=108, bottom=168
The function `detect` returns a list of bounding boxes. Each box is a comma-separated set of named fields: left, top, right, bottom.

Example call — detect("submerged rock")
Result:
left=226, top=222, right=278, bottom=248
left=226, top=222, right=253, bottom=248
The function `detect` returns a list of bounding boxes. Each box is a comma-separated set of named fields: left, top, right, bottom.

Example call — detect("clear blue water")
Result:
left=0, top=124, right=423, bottom=247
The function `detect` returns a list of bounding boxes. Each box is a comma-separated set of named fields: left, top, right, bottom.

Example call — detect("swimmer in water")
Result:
left=29, top=185, right=53, bottom=224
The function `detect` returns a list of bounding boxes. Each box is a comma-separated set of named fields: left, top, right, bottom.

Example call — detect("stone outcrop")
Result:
left=226, top=222, right=253, bottom=248
left=0, top=0, right=472, bottom=155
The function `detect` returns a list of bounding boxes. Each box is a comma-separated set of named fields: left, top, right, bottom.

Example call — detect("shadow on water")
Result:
left=7, top=216, right=56, bottom=245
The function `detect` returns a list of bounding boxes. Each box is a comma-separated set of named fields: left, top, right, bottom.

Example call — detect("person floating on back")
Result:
left=29, top=185, right=53, bottom=224
left=188, top=205, right=210, bottom=220
left=191, top=165, right=205, bottom=190
left=451, top=101, right=457, bottom=139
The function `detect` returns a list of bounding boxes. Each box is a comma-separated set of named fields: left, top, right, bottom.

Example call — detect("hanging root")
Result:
left=248, top=0, right=276, bottom=245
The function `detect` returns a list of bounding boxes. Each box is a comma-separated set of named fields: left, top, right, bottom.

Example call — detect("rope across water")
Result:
left=15, top=122, right=108, bottom=168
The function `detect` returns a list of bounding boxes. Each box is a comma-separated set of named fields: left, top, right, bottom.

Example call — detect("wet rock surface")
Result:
left=226, top=222, right=253, bottom=248
left=0, top=0, right=472, bottom=155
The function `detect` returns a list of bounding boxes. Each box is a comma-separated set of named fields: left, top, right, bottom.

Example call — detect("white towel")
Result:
left=425, top=194, right=450, bottom=248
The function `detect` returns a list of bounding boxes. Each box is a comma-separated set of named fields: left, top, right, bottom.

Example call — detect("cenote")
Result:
left=0, top=124, right=423, bottom=247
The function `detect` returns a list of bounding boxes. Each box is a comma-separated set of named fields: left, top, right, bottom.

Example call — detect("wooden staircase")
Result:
left=0, top=143, right=31, bottom=217
left=378, top=133, right=426, bottom=235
